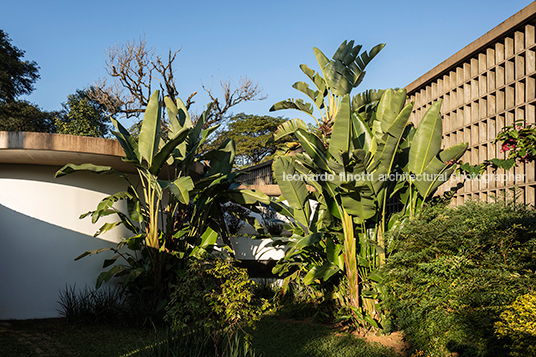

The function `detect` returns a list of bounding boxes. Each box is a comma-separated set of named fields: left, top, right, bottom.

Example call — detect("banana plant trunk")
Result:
left=342, top=210, right=360, bottom=309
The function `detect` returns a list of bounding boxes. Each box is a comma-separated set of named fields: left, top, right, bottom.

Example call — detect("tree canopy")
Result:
left=213, top=113, right=288, bottom=168
left=0, top=30, right=39, bottom=104
left=55, top=88, right=111, bottom=137
left=0, top=100, right=56, bottom=132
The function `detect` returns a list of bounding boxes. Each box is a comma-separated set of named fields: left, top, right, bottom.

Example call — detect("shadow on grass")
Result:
left=249, top=313, right=401, bottom=357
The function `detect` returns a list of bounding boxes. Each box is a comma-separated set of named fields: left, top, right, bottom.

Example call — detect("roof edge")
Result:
left=405, top=2, right=536, bottom=94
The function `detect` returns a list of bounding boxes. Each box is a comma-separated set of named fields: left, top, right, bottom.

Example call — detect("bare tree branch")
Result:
left=88, top=35, right=265, bottom=130
left=202, top=76, right=267, bottom=129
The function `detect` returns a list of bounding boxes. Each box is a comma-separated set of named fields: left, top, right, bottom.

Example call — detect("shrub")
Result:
left=495, top=292, right=536, bottom=357
left=165, top=256, right=269, bottom=355
left=384, top=200, right=536, bottom=356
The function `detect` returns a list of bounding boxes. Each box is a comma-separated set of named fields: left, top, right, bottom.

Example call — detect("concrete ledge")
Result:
left=405, top=2, right=536, bottom=94
left=0, top=131, right=135, bottom=172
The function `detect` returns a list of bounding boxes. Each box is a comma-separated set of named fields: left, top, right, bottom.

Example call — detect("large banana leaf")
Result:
left=273, top=118, right=308, bottom=141
left=110, top=118, right=140, bottom=164
left=223, top=189, right=270, bottom=205
left=340, top=188, right=376, bottom=222
left=408, top=100, right=443, bottom=175
left=299, top=64, right=327, bottom=98
left=376, top=89, right=407, bottom=135
left=328, top=94, right=352, bottom=160
left=351, top=89, right=385, bottom=113
left=273, top=156, right=311, bottom=227
left=370, top=103, right=413, bottom=193
left=295, top=129, right=331, bottom=172
left=139, top=90, right=162, bottom=166
left=412, top=143, right=467, bottom=198
left=204, top=139, right=235, bottom=176
left=292, top=81, right=325, bottom=110
left=270, top=98, right=314, bottom=116
left=351, top=112, right=374, bottom=153
left=168, top=176, right=195, bottom=204
left=54, top=163, right=123, bottom=178
left=303, top=263, right=340, bottom=285
left=149, top=127, right=190, bottom=175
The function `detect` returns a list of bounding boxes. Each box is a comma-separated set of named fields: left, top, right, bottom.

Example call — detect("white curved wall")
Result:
left=0, top=164, right=131, bottom=319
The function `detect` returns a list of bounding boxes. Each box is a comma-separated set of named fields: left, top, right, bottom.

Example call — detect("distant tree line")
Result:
left=0, top=30, right=285, bottom=167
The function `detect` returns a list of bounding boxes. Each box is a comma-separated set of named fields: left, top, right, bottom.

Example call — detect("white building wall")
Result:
left=0, top=164, right=131, bottom=319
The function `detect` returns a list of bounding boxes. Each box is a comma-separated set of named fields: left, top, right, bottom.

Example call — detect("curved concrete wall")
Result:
left=0, top=132, right=135, bottom=320
left=0, top=164, right=131, bottom=319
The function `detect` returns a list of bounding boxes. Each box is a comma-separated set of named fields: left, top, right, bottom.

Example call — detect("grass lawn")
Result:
left=0, top=315, right=402, bottom=357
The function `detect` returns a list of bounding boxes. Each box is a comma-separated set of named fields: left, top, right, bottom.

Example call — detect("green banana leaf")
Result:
left=149, top=126, right=190, bottom=175
left=54, top=163, right=122, bottom=178
left=223, top=189, right=270, bottom=205
left=303, top=263, right=340, bottom=285
left=110, top=118, right=140, bottom=164
left=139, top=90, right=162, bottom=166
left=274, top=118, right=308, bottom=141
left=408, top=100, right=443, bottom=175
left=270, top=98, right=314, bottom=116
left=168, top=176, right=195, bottom=204
left=272, top=156, right=311, bottom=228
left=328, top=94, right=352, bottom=160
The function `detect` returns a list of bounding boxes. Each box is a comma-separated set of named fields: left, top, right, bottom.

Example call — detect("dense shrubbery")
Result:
left=165, top=256, right=269, bottom=356
left=384, top=200, right=536, bottom=356
left=495, top=292, right=536, bottom=357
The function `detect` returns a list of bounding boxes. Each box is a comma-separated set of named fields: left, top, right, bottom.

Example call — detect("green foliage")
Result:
left=57, top=285, right=125, bottom=324
left=384, top=201, right=536, bottom=356
left=210, top=113, right=289, bottom=168
left=495, top=120, right=536, bottom=163
left=55, top=88, right=111, bottom=137
left=56, top=90, right=269, bottom=323
left=0, top=99, right=56, bottom=132
left=0, top=29, right=39, bottom=103
left=132, top=327, right=261, bottom=357
left=165, top=257, right=269, bottom=355
left=271, top=85, right=465, bottom=329
left=222, top=203, right=249, bottom=235
left=495, top=292, right=536, bottom=357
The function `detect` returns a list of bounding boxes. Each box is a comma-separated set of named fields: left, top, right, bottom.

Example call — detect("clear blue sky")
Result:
left=3, top=0, right=534, bottom=127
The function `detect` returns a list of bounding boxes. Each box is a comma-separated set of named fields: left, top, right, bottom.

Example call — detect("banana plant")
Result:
left=270, top=42, right=467, bottom=329
left=55, top=90, right=269, bottom=300
left=271, top=40, right=385, bottom=139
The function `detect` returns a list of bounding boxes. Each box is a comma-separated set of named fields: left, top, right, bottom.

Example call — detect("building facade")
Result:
left=405, top=3, right=536, bottom=206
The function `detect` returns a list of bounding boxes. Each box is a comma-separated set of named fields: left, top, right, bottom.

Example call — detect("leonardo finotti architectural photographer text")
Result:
left=282, top=172, right=526, bottom=183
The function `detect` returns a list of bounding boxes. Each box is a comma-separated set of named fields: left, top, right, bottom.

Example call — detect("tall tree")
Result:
left=0, top=100, right=56, bottom=132
left=0, top=29, right=55, bottom=133
left=212, top=113, right=288, bottom=168
left=87, top=36, right=265, bottom=129
left=55, top=88, right=111, bottom=137
left=0, top=29, right=39, bottom=104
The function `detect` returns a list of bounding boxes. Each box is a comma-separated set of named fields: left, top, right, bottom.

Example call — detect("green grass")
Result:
left=249, top=314, right=399, bottom=357
left=0, top=315, right=401, bottom=357
left=0, top=318, right=148, bottom=357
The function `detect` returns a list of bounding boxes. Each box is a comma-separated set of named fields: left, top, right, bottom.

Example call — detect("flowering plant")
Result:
left=494, top=120, right=536, bottom=163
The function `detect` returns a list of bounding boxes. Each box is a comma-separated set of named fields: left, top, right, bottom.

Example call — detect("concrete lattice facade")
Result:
left=405, top=3, right=536, bottom=206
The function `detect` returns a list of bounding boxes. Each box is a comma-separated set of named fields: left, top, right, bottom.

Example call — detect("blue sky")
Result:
left=3, top=0, right=534, bottom=127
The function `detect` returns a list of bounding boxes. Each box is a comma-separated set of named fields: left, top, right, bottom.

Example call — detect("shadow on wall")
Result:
left=0, top=203, right=119, bottom=320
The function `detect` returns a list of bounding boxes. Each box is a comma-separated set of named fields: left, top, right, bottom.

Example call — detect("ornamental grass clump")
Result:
left=384, top=200, right=536, bottom=357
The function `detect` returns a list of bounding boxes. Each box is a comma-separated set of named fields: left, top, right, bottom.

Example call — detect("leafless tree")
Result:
left=88, top=35, right=265, bottom=129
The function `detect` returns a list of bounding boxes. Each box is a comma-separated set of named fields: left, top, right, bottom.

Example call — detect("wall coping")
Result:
left=0, top=131, right=135, bottom=171
left=405, top=2, right=536, bottom=94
